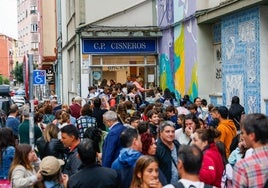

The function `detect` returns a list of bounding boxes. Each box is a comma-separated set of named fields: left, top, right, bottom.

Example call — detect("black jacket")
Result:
left=92, top=107, right=108, bottom=131
left=156, top=138, right=180, bottom=183
left=68, top=163, right=120, bottom=188
left=36, top=136, right=65, bottom=159
left=229, top=103, right=245, bottom=129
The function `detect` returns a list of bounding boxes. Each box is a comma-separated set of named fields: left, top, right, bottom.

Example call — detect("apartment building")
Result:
left=17, top=0, right=57, bottom=96
left=0, top=34, right=15, bottom=82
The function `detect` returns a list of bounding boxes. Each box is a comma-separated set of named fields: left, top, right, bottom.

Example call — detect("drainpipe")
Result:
left=76, top=30, right=81, bottom=97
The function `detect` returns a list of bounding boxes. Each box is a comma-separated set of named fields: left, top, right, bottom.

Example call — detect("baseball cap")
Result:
left=39, top=156, right=65, bottom=176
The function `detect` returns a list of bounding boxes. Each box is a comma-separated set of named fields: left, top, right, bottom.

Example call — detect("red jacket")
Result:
left=199, top=143, right=224, bottom=188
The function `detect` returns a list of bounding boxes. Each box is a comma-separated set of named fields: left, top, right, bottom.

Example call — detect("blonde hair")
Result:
left=43, top=123, right=59, bottom=142
left=136, top=77, right=143, bottom=83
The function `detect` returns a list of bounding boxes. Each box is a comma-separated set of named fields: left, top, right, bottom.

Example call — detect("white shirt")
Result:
left=175, top=128, right=191, bottom=145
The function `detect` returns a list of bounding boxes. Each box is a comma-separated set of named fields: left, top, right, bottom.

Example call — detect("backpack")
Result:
left=172, top=181, right=213, bottom=188
left=222, top=163, right=233, bottom=188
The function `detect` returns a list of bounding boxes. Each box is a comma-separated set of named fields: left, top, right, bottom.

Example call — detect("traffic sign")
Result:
left=33, top=70, right=46, bottom=85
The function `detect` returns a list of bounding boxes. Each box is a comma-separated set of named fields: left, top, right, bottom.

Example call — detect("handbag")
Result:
left=0, top=179, right=11, bottom=188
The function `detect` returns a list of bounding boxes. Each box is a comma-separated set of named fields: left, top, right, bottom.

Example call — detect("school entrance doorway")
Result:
left=90, top=55, right=158, bottom=88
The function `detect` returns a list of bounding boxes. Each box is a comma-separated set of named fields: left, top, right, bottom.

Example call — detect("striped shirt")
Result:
left=75, top=115, right=97, bottom=139
left=233, top=145, right=268, bottom=187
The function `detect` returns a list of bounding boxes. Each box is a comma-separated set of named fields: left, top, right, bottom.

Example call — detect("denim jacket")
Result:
left=0, top=146, right=15, bottom=179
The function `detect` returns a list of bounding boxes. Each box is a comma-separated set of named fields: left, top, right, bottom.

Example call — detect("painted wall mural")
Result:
left=222, top=7, right=260, bottom=113
left=158, top=0, right=197, bottom=101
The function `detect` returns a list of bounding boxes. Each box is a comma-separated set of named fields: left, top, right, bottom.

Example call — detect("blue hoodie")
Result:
left=111, top=148, right=142, bottom=188
left=111, top=148, right=142, bottom=170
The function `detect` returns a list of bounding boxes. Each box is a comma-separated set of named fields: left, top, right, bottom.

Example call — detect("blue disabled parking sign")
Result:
left=33, top=70, right=46, bottom=85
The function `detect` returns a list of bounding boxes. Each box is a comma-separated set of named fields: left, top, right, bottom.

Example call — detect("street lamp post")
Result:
left=28, top=54, right=35, bottom=147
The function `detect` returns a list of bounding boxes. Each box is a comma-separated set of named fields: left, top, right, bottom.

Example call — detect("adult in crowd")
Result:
left=87, top=86, right=97, bottom=100
left=69, top=96, right=82, bottom=119
left=228, top=96, right=245, bottom=130
left=102, top=110, right=126, bottom=168
left=5, top=104, right=20, bottom=140
left=142, top=103, right=155, bottom=121
left=137, top=121, right=150, bottom=135
left=51, top=99, right=62, bottom=115
left=49, top=90, right=57, bottom=101
left=176, top=100, right=190, bottom=115
left=52, top=109, right=62, bottom=127
left=180, top=94, right=192, bottom=108
left=191, top=128, right=224, bottom=187
left=112, top=128, right=143, bottom=188
left=128, top=116, right=141, bottom=129
left=36, top=123, right=65, bottom=159
left=92, top=97, right=108, bottom=131
left=130, top=155, right=162, bottom=188
left=18, top=105, right=42, bottom=145
left=133, top=76, right=152, bottom=97
left=160, top=88, right=174, bottom=108
left=126, top=84, right=137, bottom=103
left=188, top=103, right=200, bottom=118
left=175, top=114, right=200, bottom=145
left=68, top=138, right=120, bottom=188
left=211, top=106, right=237, bottom=157
left=0, top=128, right=16, bottom=180
left=60, top=125, right=81, bottom=177
left=216, top=141, right=233, bottom=188
left=194, top=97, right=202, bottom=115
left=147, top=109, right=160, bottom=139
left=125, top=100, right=136, bottom=117
left=141, top=132, right=157, bottom=156
left=9, top=144, right=42, bottom=188
left=62, top=104, right=76, bottom=125
left=166, top=106, right=179, bottom=129
left=39, top=156, right=66, bottom=188
left=84, top=126, right=107, bottom=163
left=134, top=93, right=145, bottom=111
left=116, top=103, right=130, bottom=125
left=75, top=103, right=97, bottom=139
left=58, top=111, right=70, bottom=129
left=98, top=86, right=111, bottom=109
left=228, top=133, right=248, bottom=166
left=163, top=145, right=213, bottom=188
left=34, top=112, right=45, bottom=131
left=43, top=104, right=55, bottom=125
left=156, top=121, right=180, bottom=184
left=125, top=76, right=133, bottom=88
left=233, top=113, right=268, bottom=187
left=141, top=132, right=168, bottom=186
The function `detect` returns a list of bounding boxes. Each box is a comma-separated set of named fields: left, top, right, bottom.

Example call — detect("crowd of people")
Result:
left=0, top=77, right=268, bottom=188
